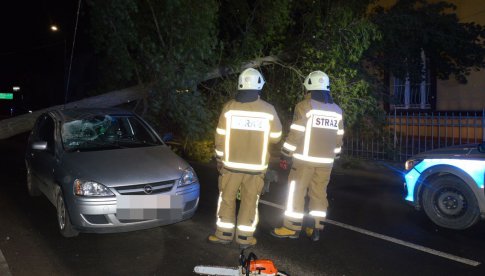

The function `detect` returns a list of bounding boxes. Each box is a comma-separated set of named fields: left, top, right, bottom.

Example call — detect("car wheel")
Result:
left=56, top=189, right=79, bottom=238
left=422, top=175, right=480, bottom=230
left=26, top=163, right=41, bottom=197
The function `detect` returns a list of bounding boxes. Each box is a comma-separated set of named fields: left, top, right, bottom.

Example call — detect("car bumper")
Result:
left=404, top=168, right=421, bottom=206
left=67, top=183, right=200, bottom=233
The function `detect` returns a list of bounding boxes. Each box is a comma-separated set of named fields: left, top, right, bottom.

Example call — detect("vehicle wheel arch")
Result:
left=415, top=164, right=484, bottom=213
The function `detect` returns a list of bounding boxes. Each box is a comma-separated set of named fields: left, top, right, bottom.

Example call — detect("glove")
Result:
left=279, top=155, right=292, bottom=171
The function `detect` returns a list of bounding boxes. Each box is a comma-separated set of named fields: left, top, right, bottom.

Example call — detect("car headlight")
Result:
left=179, top=168, right=198, bottom=187
left=405, top=159, right=422, bottom=171
left=74, top=179, right=114, bottom=196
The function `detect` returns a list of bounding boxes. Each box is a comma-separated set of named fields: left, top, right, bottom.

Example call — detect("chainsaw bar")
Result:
left=194, top=265, right=240, bottom=276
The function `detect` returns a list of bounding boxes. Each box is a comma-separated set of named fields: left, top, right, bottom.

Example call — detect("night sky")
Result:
left=0, top=0, right=83, bottom=116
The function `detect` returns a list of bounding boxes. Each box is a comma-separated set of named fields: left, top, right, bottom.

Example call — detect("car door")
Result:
left=30, top=114, right=58, bottom=202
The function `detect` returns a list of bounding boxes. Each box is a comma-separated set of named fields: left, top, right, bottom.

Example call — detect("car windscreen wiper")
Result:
left=66, top=139, right=127, bottom=152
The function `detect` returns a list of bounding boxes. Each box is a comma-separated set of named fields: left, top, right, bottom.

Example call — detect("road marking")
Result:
left=259, top=199, right=481, bottom=267
left=0, top=249, right=12, bottom=276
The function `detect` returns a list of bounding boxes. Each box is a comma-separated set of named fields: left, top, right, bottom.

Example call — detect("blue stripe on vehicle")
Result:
left=405, top=159, right=485, bottom=202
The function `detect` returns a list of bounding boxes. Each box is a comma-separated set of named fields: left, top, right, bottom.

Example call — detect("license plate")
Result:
left=116, top=195, right=183, bottom=220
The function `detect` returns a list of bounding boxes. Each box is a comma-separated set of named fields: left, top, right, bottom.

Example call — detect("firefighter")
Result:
left=271, top=71, right=344, bottom=241
left=208, top=68, right=282, bottom=249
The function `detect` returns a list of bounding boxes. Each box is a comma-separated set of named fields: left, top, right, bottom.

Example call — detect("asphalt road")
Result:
left=1, top=134, right=485, bottom=275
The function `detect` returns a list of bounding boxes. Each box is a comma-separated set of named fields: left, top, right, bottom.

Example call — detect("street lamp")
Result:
left=50, top=25, right=59, bottom=32
left=12, top=86, right=20, bottom=92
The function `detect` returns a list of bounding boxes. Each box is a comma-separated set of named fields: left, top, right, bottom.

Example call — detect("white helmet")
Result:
left=238, top=68, right=265, bottom=90
left=304, top=71, right=330, bottom=91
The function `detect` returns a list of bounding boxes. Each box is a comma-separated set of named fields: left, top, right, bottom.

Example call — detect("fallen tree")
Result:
left=0, top=56, right=279, bottom=140
left=0, top=85, right=146, bottom=139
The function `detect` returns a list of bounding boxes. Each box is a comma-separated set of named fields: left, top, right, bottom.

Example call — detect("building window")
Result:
left=390, top=49, right=431, bottom=110
left=390, top=75, right=431, bottom=110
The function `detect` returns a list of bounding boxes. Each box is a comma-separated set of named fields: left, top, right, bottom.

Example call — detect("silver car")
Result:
left=25, top=108, right=199, bottom=237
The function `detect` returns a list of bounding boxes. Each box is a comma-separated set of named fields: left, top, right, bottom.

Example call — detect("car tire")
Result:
left=26, top=163, right=41, bottom=197
left=422, top=175, right=480, bottom=230
left=56, top=189, right=79, bottom=238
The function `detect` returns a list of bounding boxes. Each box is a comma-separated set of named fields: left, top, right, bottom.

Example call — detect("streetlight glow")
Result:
left=50, top=25, right=59, bottom=32
left=13, top=86, right=20, bottom=91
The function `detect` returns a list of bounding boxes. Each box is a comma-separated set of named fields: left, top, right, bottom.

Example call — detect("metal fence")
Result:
left=343, top=110, right=485, bottom=161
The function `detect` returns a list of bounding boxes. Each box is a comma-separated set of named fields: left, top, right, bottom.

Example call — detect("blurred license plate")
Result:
left=116, top=195, right=183, bottom=220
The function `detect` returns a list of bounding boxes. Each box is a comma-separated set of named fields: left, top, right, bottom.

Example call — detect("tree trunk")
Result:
left=0, top=85, right=146, bottom=139
left=0, top=56, right=279, bottom=139
left=202, top=55, right=278, bottom=81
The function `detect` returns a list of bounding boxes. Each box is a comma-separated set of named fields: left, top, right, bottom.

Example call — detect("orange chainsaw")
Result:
left=194, top=250, right=289, bottom=276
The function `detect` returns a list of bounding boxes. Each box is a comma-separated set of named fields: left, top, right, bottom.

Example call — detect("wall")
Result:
left=373, top=0, right=485, bottom=111
left=436, top=0, right=485, bottom=111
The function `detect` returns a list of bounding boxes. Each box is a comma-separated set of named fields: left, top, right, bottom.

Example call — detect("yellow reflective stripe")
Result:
left=238, top=194, right=259, bottom=233
left=216, top=192, right=222, bottom=214
left=290, top=124, right=305, bottom=132
left=293, top=154, right=334, bottom=164
left=284, top=181, right=304, bottom=219
left=217, top=220, right=235, bottom=229
left=309, top=210, right=327, bottom=217
left=334, top=147, right=341, bottom=154
left=224, top=110, right=274, bottom=121
left=270, top=131, right=282, bottom=138
left=237, top=225, right=255, bottom=232
left=215, top=149, right=224, bottom=157
left=285, top=210, right=304, bottom=219
left=305, top=109, right=342, bottom=120
left=223, top=110, right=271, bottom=169
left=303, top=116, right=313, bottom=156
left=337, top=129, right=344, bottom=135
left=216, top=128, right=226, bottom=135
left=216, top=193, right=235, bottom=229
left=261, top=121, right=270, bottom=166
left=222, top=161, right=268, bottom=171
left=224, top=116, right=232, bottom=162
left=283, top=142, right=296, bottom=152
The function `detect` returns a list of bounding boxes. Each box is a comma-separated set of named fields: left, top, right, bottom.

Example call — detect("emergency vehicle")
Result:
left=404, top=143, right=485, bottom=229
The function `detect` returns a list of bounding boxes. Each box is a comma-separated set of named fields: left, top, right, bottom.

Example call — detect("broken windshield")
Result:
left=61, top=114, right=162, bottom=152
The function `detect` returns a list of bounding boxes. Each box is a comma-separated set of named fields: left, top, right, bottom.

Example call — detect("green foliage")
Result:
left=86, top=0, right=385, bottom=161
left=293, top=1, right=383, bottom=131
left=218, top=0, right=292, bottom=61
left=367, top=0, right=485, bottom=84
left=184, top=139, right=215, bottom=163
left=87, top=0, right=219, bottom=141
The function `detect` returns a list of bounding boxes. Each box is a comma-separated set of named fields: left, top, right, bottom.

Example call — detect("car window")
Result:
left=37, top=115, right=55, bottom=152
left=61, top=114, right=162, bottom=152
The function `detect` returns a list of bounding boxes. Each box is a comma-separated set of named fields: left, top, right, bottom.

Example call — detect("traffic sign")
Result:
left=0, top=93, right=13, bottom=100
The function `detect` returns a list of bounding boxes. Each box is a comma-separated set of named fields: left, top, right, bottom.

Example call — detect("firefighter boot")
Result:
left=238, top=237, right=257, bottom=250
left=208, top=234, right=232, bottom=245
left=305, top=227, right=320, bottom=242
left=271, top=227, right=300, bottom=239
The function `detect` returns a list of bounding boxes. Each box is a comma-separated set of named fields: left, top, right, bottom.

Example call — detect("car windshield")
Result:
left=61, top=114, right=162, bottom=152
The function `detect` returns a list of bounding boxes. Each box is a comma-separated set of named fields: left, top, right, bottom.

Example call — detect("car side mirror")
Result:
left=478, top=143, right=485, bottom=153
left=32, top=141, right=48, bottom=151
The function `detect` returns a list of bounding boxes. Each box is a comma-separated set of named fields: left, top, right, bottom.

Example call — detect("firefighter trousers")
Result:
left=215, top=168, right=265, bottom=245
left=283, top=163, right=332, bottom=231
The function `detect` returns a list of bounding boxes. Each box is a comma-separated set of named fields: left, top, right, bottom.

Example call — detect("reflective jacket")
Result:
left=282, top=96, right=343, bottom=166
left=215, top=98, right=282, bottom=173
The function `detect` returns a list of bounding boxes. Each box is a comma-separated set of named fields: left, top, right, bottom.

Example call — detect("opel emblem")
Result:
left=144, top=185, right=153, bottom=194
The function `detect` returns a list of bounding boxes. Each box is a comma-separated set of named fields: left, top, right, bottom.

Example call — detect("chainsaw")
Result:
left=194, top=250, right=289, bottom=276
